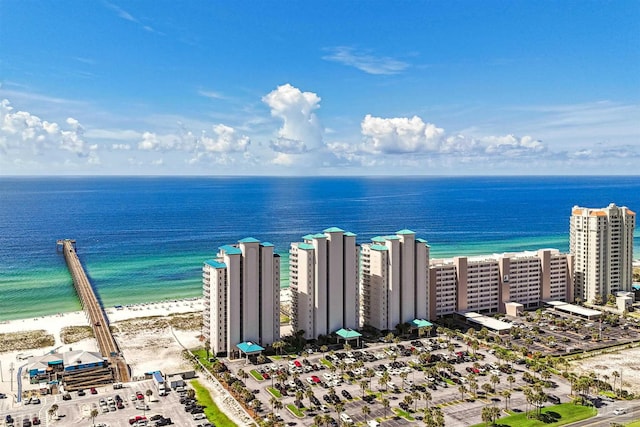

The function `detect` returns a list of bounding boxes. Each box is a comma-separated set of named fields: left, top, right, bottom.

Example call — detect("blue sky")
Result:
left=1, top=1, right=639, bottom=175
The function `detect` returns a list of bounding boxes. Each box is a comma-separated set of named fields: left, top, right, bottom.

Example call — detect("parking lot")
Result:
left=1, top=379, right=212, bottom=427
left=232, top=335, right=574, bottom=427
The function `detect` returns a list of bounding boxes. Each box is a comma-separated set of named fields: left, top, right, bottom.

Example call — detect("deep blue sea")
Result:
left=1, top=176, right=639, bottom=321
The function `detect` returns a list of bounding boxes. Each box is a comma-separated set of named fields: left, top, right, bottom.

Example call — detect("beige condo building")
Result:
left=570, top=203, right=636, bottom=304
left=360, top=230, right=430, bottom=331
left=202, top=238, right=280, bottom=357
left=430, top=249, right=572, bottom=319
left=290, top=227, right=359, bottom=340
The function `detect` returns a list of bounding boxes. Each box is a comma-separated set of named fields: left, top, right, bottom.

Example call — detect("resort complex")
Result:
left=203, top=204, right=636, bottom=356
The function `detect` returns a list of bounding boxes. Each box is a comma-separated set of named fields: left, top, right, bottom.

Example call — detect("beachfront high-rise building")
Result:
left=570, top=204, right=636, bottom=304
left=290, top=227, right=358, bottom=340
left=360, top=230, right=430, bottom=331
left=202, top=238, right=280, bottom=357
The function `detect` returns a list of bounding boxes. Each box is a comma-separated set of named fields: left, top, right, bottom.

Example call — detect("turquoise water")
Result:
left=1, top=176, right=638, bottom=321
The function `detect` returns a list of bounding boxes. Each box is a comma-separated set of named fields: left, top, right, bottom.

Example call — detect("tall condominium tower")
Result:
left=290, top=227, right=358, bottom=340
left=570, top=204, right=636, bottom=304
left=360, top=230, right=430, bottom=331
left=203, top=238, right=280, bottom=357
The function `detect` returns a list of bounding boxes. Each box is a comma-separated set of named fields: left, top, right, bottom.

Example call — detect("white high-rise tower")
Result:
left=570, top=203, right=635, bottom=304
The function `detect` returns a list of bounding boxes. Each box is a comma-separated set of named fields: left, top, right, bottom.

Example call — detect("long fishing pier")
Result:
left=57, top=239, right=130, bottom=383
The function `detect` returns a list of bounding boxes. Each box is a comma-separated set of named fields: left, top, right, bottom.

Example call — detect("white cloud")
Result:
left=262, top=83, right=325, bottom=158
left=0, top=98, right=97, bottom=161
left=323, top=47, right=409, bottom=75
left=360, top=115, right=445, bottom=154
left=198, top=89, right=225, bottom=100
left=198, top=124, right=250, bottom=153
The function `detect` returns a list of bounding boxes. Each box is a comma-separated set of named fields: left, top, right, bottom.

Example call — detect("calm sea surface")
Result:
left=1, top=176, right=638, bottom=321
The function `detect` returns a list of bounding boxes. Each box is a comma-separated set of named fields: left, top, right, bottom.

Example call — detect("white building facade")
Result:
left=570, top=204, right=636, bottom=304
left=202, top=238, right=280, bottom=357
left=290, top=227, right=358, bottom=340
left=360, top=230, right=430, bottom=331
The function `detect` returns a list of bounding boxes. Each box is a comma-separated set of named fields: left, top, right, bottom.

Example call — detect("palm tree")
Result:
left=274, top=399, right=284, bottom=416
left=273, top=340, right=285, bottom=356
left=360, top=380, right=368, bottom=398
left=314, top=414, right=324, bottom=427
left=501, top=390, right=511, bottom=411
left=423, top=390, right=432, bottom=409
left=482, top=383, right=493, bottom=396
left=403, top=395, right=414, bottom=413
left=270, top=395, right=278, bottom=415
left=322, top=414, right=333, bottom=427
left=458, top=385, right=467, bottom=401
left=145, top=389, right=153, bottom=401
left=334, top=402, right=344, bottom=420
left=90, top=408, right=99, bottom=427
left=612, top=370, right=620, bottom=395
left=305, top=388, right=315, bottom=405
left=381, top=398, right=390, bottom=418
left=506, top=375, right=515, bottom=391
left=379, top=371, right=390, bottom=392
left=411, top=391, right=421, bottom=412
left=481, top=406, right=493, bottom=426
left=490, top=374, right=500, bottom=392
left=361, top=405, right=371, bottom=422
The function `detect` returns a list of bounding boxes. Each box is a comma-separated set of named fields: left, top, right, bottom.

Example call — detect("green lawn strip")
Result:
left=392, top=408, right=415, bottom=421
left=320, top=358, right=333, bottom=368
left=469, top=403, right=596, bottom=427
left=626, top=421, right=640, bottom=427
left=189, top=379, right=236, bottom=427
left=250, top=369, right=264, bottom=381
left=286, top=404, right=305, bottom=418
left=267, top=387, right=282, bottom=398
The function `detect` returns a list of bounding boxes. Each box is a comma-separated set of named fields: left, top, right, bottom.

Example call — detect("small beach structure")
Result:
left=335, top=328, right=362, bottom=347
left=236, top=341, right=265, bottom=363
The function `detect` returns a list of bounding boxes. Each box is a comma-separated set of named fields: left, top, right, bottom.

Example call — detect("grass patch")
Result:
left=267, top=387, right=282, bottom=398
left=287, top=404, right=305, bottom=418
left=626, top=421, right=640, bottom=427
left=320, top=359, right=333, bottom=368
left=0, top=330, right=55, bottom=352
left=250, top=369, right=264, bottom=381
left=392, top=408, right=415, bottom=421
left=190, top=379, right=235, bottom=427
left=60, top=325, right=93, bottom=344
left=469, top=403, right=596, bottom=427
left=280, top=314, right=290, bottom=324
left=192, top=348, right=216, bottom=370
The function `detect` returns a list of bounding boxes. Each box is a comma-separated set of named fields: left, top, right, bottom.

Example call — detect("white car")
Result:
left=193, top=413, right=206, bottom=420
left=340, top=413, right=353, bottom=424
left=613, top=408, right=627, bottom=415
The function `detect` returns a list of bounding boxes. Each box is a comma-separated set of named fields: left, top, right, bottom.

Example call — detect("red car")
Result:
left=129, top=416, right=147, bottom=425
left=32, top=416, right=41, bottom=425
left=136, top=392, right=144, bottom=400
left=311, top=375, right=321, bottom=383
left=90, top=387, right=97, bottom=394
left=294, top=360, right=302, bottom=367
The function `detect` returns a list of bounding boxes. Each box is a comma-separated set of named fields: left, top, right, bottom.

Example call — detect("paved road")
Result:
left=565, top=400, right=640, bottom=427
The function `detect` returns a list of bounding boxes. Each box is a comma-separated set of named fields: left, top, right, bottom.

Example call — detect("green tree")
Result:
left=90, top=409, right=99, bottom=427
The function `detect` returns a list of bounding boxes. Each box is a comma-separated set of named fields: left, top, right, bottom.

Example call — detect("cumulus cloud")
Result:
left=323, top=47, right=409, bottom=75
left=357, top=114, right=545, bottom=158
left=199, top=124, right=250, bottom=153
left=262, top=84, right=324, bottom=156
left=0, top=98, right=97, bottom=161
left=360, top=115, right=445, bottom=154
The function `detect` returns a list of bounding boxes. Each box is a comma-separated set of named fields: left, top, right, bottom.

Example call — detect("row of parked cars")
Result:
left=4, top=414, right=40, bottom=427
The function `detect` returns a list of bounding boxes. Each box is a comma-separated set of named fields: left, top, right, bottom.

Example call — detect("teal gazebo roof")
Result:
left=335, top=328, right=362, bottom=339
left=236, top=341, right=265, bottom=354
left=411, top=319, right=433, bottom=328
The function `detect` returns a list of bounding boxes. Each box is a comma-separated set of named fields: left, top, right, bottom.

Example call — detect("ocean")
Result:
left=1, top=176, right=639, bottom=321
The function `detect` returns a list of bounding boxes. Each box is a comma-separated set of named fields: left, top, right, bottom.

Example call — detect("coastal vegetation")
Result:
left=60, top=325, right=94, bottom=344
left=469, top=403, right=596, bottom=427
left=190, top=379, right=236, bottom=427
left=111, top=312, right=201, bottom=334
left=0, top=330, right=54, bottom=352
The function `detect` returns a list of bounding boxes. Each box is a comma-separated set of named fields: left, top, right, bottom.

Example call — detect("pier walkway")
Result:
left=57, top=239, right=130, bottom=383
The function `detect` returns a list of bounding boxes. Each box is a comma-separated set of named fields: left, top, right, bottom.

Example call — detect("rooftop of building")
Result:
left=219, top=244, right=242, bottom=255
left=238, top=237, right=261, bottom=244
left=205, top=259, right=226, bottom=269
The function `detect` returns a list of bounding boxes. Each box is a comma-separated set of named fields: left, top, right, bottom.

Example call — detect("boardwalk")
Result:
left=58, top=239, right=130, bottom=383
